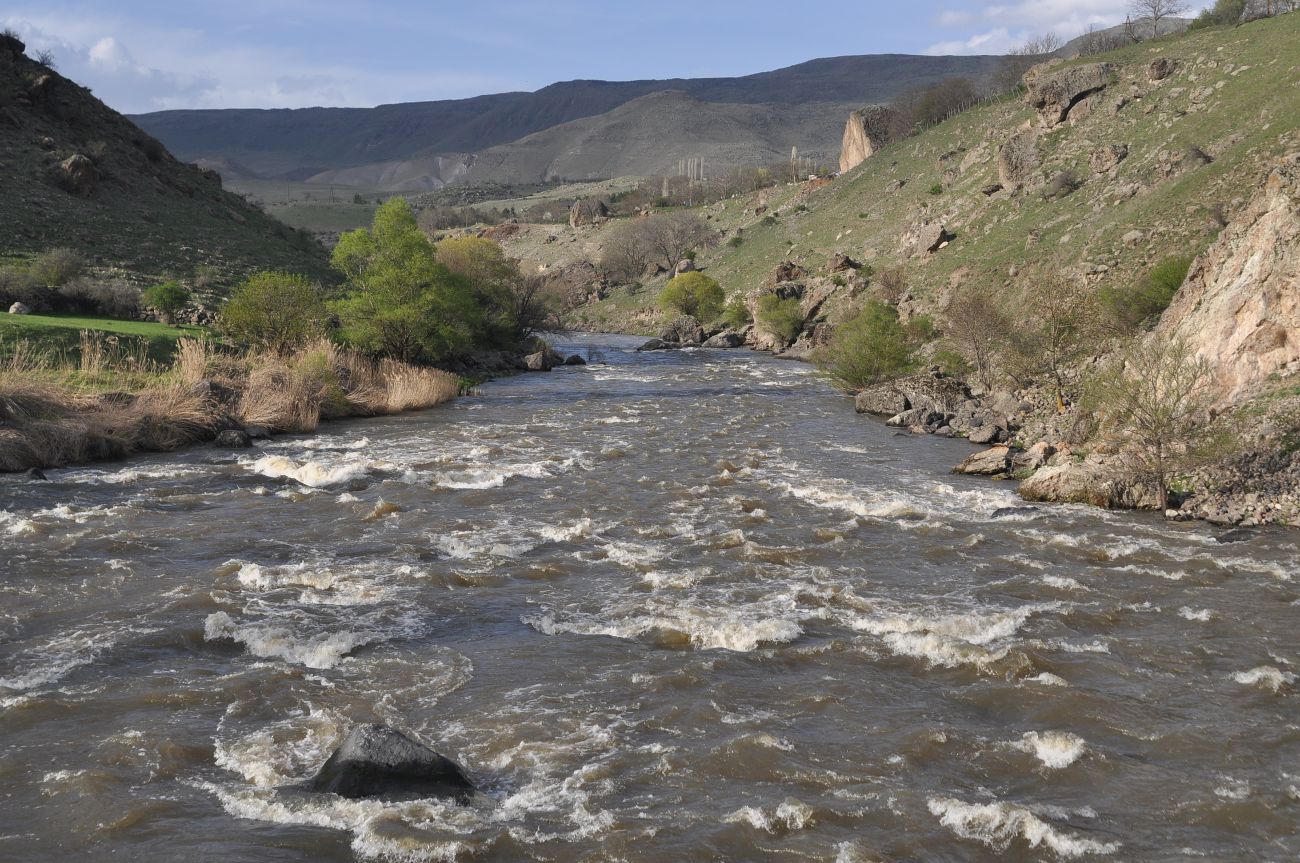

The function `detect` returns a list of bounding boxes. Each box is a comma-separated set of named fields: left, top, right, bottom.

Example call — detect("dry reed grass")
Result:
left=0, top=331, right=461, bottom=470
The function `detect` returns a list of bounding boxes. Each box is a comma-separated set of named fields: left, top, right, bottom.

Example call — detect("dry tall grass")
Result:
left=0, top=332, right=461, bottom=470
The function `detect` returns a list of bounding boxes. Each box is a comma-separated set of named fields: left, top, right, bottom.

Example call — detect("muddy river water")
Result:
left=2, top=334, right=1297, bottom=861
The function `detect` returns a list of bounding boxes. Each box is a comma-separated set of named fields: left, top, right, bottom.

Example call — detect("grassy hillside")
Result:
left=566, top=13, right=1300, bottom=332
left=0, top=34, right=332, bottom=290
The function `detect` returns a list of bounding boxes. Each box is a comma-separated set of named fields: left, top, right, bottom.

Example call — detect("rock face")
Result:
left=309, top=724, right=475, bottom=802
left=1157, top=152, right=1300, bottom=404
left=523, top=350, right=555, bottom=371
left=1024, top=63, right=1115, bottom=128
left=839, top=105, right=895, bottom=174
left=998, top=130, right=1039, bottom=188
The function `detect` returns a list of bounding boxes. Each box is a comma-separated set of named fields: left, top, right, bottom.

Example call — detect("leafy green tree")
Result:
left=722, top=296, right=752, bottom=330
left=660, top=272, right=725, bottom=322
left=819, top=300, right=915, bottom=389
left=435, top=236, right=535, bottom=344
left=143, top=280, right=191, bottom=325
left=220, top=271, right=329, bottom=352
left=755, top=294, right=805, bottom=344
left=331, top=199, right=481, bottom=364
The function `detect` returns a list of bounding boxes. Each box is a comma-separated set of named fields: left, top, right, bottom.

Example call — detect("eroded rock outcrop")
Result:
left=839, top=105, right=895, bottom=174
left=1157, top=152, right=1300, bottom=404
left=998, top=130, right=1039, bottom=188
left=1024, top=63, right=1116, bottom=128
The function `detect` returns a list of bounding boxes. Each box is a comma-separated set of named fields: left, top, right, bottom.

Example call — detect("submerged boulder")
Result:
left=309, top=724, right=474, bottom=802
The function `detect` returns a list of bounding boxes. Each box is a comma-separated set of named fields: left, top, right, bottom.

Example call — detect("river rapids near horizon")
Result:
left=2, top=334, right=1298, bottom=862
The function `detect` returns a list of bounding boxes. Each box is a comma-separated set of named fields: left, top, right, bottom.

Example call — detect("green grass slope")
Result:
left=698, top=14, right=1300, bottom=318
left=0, top=313, right=207, bottom=364
left=0, top=34, right=332, bottom=290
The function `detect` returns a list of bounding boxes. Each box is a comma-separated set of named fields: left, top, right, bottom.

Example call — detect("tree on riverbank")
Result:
left=1088, top=338, right=1216, bottom=510
left=331, top=199, right=482, bottom=364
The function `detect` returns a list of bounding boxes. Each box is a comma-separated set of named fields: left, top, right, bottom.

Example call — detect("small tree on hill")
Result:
left=1087, top=338, right=1215, bottom=510
left=220, top=271, right=329, bottom=352
left=660, top=272, right=725, bottom=322
left=1004, top=270, right=1102, bottom=411
left=1130, top=0, right=1189, bottom=38
left=143, top=280, right=191, bottom=325
left=943, top=285, right=1012, bottom=392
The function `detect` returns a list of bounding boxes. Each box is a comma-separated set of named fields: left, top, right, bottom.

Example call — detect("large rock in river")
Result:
left=309, top=724, right=475, bottom=801
left=854, top=371, right=971, bottom=417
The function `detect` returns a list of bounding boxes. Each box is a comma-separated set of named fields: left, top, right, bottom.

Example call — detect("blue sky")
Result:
left=3, top=1, right=1212, bottom=113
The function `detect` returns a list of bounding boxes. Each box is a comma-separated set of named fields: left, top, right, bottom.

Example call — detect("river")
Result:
left=1, top=334, right=1297, bottom=862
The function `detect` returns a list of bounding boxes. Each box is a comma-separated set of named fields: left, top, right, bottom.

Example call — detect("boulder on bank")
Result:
left=308, top=724, right=475, bottom=802
left=636, top=338, right=672, bottom=352
left=659, top=316, right=705, bottom=346
left=855, top=371, right=972, bottom=417
left=955, top=446, right=1012, bottom=476
left=1018, top=458, right=1157, bottom=510
left=523, top=351, right=553, bottom=371
left=8, top=302, right=30, bottom=315
left=703, top=331, right=745, bottom=348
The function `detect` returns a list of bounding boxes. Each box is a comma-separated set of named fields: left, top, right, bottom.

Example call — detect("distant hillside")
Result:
left=0, top=33, right=331, bottom=285
left=129, top=54, right=1003, bottom=183
left=459, top=91, right=855, bottom=185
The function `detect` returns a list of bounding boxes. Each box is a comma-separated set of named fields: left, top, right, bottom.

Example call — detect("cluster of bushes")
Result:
left=820, top=254, right=1195, bottom=411
left=756, top=294, right=804, bottom=344
left=221, top=198, right=550, bottom=366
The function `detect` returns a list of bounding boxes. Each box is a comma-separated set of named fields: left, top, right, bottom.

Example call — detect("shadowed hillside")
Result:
left=0, top=32, right=331, bottom=285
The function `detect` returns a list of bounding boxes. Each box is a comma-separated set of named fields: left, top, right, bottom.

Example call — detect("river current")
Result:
left=1, top=334, right=1297, bottom=862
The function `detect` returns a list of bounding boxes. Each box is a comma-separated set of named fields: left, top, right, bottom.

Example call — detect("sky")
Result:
left=3, top=1, right=1213, bottom=114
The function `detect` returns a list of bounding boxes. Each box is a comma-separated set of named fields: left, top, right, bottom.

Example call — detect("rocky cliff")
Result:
left=1158, top=152, right=1300, bottom=404
left=838, top=106, right=895, bottom=174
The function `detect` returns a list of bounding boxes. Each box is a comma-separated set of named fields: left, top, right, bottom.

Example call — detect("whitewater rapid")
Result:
left=2, top=334, right=1298, bottom=862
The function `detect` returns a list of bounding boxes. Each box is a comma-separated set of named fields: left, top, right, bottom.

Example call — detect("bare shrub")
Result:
left=29, top=247, right=84, bottom=286
left=1044, top=169, right=1083, bottom=199
left=57, top=276, right=141, bottom=318
left=875, top=267, right=908, bottom=305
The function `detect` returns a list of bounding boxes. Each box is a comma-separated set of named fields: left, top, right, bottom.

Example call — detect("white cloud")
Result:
left=1, top=10, right=522, bottom=113
left=926, top=0, right=1213, bottom=54
left=935, top=9, right=976, bottom=26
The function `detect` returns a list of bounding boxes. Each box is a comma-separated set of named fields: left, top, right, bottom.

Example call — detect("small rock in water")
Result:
left=244, top=425, right=272, bottom=440
left=214, top=429, right=253, bottom=449
left=564, top=354, right=586, bottom=365
left=23, top=467, right=48, bottom=481
left=308, top=724, right=475, bottom=802
left=1213, top=527, right=1256, bottom=544
left=991, top=506, right=1039, bottom=519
